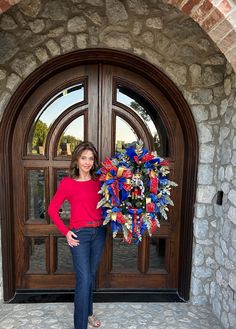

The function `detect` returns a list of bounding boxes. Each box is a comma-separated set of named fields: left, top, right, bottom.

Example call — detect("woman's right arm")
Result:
left=48, top=179, right=70, bottom=236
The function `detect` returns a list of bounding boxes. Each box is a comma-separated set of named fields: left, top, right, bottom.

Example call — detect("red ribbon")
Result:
left=141, top=153, right=154, bottom=163
left=124, top=231, right=133, bottom=244
left=111, top=180, right=119, bottom=205
left=146, top=202, right=155, bottom=212
left=149, top=172, right=158, bottom=194
left=117, top=212, right=126, bottom=224
left=101, top=158, right=118, bottom=173
left=133, top=155, right=140, bottom=164
left=99, top=158, right=133, bottom=206
left=133, top=209, right=142, bottom=240
left=151, top=220, right=157, bottom=234
left=160, top=160, right=169, bottom=166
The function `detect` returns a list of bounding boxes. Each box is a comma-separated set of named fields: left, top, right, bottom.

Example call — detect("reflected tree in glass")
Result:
left=28, top=84, right=84, bottom=155
left=117, top=86, right=168, bottom=156
left=57, top=116, right=84, bottom=156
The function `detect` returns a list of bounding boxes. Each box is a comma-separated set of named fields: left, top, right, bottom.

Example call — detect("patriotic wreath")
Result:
left=97, top=140, right=177, bottom=243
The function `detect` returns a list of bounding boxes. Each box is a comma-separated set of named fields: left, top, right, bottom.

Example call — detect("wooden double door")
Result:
left=12, top=63, right=184, bottom=294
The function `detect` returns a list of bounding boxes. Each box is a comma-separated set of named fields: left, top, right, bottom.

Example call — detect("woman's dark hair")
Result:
left=69, top=141, right=98, bottom=179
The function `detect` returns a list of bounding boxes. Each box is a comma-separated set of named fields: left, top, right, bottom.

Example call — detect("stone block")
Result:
left=193, top=244, right=204, bottom=266
left=194, top=218, right=209, bottom=239
left=215, top=246, right=225, bottom=266
left=202, top=66, right=223, bottom=87
left=228, top=190, right=236, bottom=207
left=197, top=164, right=214, bottom=184
left=165, top=63, right=187, bottom=86
left=41, top=0, right=69, bottom=21
left=146, top=17, right=163, bottom=29
left=67, top=16, right=87, bottom=33
left=0, top=14, right=17, bottom=30
left=228, top=206, right=236, bottom=225
left=191, top=105, right=208, bottom=122
left=196, top=185, right=216, bottom=203
left=6, top=73, right=21, bottom=91
left=191, top=276, right=203, bottom=295
left=185, top=88, right=213, bottom=105
left=0, top=31, right=18, bottom=64
left=219, top=127, right=230, bottom=144
left=195, top=266, right=212, bottom=278
left=229, top=271, right=236, bottom=291
left=195, top=204, right=206, bottom=218
left=10, top=53, right=38, bottom=78
left=76, top=33, right=88, bottom=48
left=189, top=64, right=202, bottom=86
left=198, top=124, right=214, bottom=143
left=106, top=0, right=128, bottom=25
left=199, top=144, right=215, bottom=163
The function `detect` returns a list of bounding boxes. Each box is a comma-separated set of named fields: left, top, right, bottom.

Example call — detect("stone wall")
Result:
left=0, top=0, right=235, bottom=328
left=190, top=68, right=236, bottom=328
left=210, top=72, right=236, bottom=329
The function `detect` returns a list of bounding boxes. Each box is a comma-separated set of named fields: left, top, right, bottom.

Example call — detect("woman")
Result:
left=48, top=141, right=106, bottom=329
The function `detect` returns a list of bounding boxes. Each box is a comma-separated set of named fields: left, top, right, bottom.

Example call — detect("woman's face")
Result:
left=77, top=149, right=94, bottom=176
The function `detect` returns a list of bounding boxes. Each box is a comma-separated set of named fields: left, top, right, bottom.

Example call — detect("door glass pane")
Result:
left=57, top=115, right=84, bottom=156
left=116, top=86, right=168, bottom=156
left=112, top=238, right=138, bottom=272
left=27, top=169, right=46, bottom=223
left=115, top=116, right=138, bottom=152
left=26, top=237, right=47, bottom=273
left=56, top=237, right=73, bottom=272
left=56, top=170, right=70, bottom=226
left=149, top=237, right=166, bottom=271
left=27, top=83, right=84, bottom=155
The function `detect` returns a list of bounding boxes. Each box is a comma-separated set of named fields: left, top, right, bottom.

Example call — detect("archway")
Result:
left=0, top=49, right=198, bottom=302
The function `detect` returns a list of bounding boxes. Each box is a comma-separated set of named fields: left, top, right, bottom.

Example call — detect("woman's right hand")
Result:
left=66, top=230, right=80, bottom=247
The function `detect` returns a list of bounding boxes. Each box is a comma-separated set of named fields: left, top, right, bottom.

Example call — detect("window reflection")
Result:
left=56, top=170, right=70, bottom=224
left=56, top=237, right=73, bottom=272
left=27, top=169, right=46, bottom=223
left=115, top=116, right=138, bottom=152
left=57, top=116, right=84, bottom=156
left=28, top=83, right=84, bottom=155
left=149, top=237, right=166, bottom=271
left=112, top=238, right=138, bottom=272
left=26, top=237, right=47, bottom=273
left=116, top=86, right=168, bottom=156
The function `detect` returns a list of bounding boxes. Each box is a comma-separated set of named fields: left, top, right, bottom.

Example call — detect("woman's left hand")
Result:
left=66, top=230, right=80, bottom=247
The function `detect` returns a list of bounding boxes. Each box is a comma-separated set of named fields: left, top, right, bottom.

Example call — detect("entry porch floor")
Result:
left=0, top=302, right=224, bottom=329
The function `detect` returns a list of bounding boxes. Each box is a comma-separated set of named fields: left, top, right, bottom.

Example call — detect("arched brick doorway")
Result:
left=0, top=49, right=198, bottom=302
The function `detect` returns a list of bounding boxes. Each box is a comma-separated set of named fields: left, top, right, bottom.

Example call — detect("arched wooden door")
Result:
left=11, top=61, right=185, bottom=299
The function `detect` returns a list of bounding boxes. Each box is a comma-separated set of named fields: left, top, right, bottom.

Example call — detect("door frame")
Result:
left=0, top=49, right=198, bottom=302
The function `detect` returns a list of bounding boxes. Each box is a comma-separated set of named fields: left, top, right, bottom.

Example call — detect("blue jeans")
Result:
left=70, top=226, right=106, bottom=329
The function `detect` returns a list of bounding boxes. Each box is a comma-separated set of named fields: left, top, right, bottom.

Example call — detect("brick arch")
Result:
left=0, top=0, right=21, bottom=14
left=163, top=0, right=236, bottom=71
left=1, top=0, right=236, bottom=71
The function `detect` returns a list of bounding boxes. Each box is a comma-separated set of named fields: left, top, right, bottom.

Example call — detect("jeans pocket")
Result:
left=71, top=228, right=82, bottom=240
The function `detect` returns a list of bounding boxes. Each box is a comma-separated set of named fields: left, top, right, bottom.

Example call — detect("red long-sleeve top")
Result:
left=48, top=177, right=102, bottom=236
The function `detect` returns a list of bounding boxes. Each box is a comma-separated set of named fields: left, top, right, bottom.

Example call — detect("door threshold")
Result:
left=10, top=289, right=185, bottom=303
left=94, top=289, right=184, bottom=302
